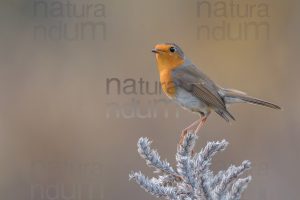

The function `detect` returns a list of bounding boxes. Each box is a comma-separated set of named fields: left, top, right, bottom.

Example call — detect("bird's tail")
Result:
left=220, top=88, right=281, bottom=110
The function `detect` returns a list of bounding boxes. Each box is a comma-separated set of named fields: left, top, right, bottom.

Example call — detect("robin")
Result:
left=152, top=43, right=281, bottom=142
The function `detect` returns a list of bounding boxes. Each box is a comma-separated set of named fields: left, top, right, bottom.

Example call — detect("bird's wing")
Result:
left=172, top=62, right=234, bottom=120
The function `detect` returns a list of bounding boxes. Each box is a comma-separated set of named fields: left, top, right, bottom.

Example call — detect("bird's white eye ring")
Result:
left=169, top=46, right=176, bottom=53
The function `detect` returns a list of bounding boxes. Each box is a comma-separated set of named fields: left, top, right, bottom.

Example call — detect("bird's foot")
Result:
left=179, top=119, right=200, bottom=145
left=178, top=117, right=207, bottom=155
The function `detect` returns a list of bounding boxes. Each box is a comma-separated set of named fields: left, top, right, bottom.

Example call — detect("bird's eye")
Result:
left=169, top=46, right=176, bottom=53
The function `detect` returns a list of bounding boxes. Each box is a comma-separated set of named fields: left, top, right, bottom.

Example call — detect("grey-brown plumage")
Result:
left=172, top=59, right=281, bottom=122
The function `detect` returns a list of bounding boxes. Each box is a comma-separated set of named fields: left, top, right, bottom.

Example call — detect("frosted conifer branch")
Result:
left=129, top=171, right=177, bottom=199
left=177, top=132, right=197, bottom=157
left=228, top=176, right=252, bottom=200
left=194, top=140, right=228, bottom=172
left=176, top=133, right=198, bottom=189
left=213, top=160, right=251, bottom=197
left=137, top=137, right=177, bottom=176
left=130, top=133, right=252, bottom=200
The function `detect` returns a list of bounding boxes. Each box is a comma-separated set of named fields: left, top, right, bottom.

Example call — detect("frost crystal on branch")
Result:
left=129, top=132, right=251, bottom=200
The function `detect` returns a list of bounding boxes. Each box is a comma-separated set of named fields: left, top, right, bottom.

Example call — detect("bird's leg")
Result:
left=179, top=119, right=201, bottom=145
left=194, top=117, right=207, bottom=135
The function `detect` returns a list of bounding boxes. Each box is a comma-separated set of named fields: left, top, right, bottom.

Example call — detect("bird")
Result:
left=151, top=43, right=281, bottom=142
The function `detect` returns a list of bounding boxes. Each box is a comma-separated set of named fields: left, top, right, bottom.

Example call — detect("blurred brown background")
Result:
left=0, top=0, right=299, bottom=199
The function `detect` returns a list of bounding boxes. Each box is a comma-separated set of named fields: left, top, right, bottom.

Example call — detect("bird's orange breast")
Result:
left=159, top=69, right=176, bottom=97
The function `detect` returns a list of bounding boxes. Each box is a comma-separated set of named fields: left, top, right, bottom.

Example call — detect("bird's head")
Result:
left=152, top=43, right=185, bottom=71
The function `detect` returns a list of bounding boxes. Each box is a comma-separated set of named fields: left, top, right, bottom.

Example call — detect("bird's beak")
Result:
left=152, top=49, right=159, bottom=54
